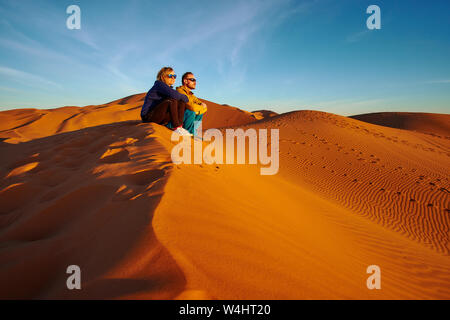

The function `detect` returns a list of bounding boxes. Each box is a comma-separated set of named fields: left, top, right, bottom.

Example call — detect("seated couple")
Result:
left=140, top=67, right=207, bottom=136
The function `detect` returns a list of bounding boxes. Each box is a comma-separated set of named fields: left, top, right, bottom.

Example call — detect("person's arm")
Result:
left=191, top=96, right=207, bottom=114
left=192, top=95, right=203, bottom=106
left=140, top=89, right=154, bottom=117
left=156, top=81, right=189, bottom=102
left=189, top=104, right=205, bottom=114
left=199, top=102, right=207, bottom=114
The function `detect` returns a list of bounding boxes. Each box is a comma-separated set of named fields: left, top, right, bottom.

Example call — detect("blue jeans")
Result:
left=166, top=109, right=203, bottom=136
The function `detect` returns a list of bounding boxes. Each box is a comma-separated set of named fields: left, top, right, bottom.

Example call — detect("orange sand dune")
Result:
left=0, top=93, right=256, bottom=144
left=200, top=99, right=258, bottom=130
left=0, top=98, right=449, bottom=299
left=350, top=112, right=450, bottom=137
left=251, top=109, right=279, bottom=120
left=230, top=110, right=450, bottom=254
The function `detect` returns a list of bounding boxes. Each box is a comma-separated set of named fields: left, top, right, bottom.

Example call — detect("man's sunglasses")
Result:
left=187, top=78, right=196, bottom=82
left=167, top=74, right=177, bottom=79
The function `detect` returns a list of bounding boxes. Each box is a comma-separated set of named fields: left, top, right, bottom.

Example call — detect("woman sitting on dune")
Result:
left=140, top=67, right=191, bottom=136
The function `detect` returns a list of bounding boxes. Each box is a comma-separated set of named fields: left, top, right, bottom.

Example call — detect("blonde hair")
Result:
left=156, top=67, right=174, bottom=82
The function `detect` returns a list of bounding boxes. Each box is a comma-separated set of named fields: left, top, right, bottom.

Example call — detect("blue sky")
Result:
left=0, top=0, right=449, bottom=115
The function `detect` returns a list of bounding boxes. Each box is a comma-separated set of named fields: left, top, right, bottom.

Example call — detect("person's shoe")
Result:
left=173, top=127, right=192, bottom=136
left=182, top=128, right=194, bottom=136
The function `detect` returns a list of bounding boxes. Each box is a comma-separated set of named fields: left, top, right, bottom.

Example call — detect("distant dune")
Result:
left=251, top=109, right=279, bottom=120
left=0, top=97, right=449, bottom=299
left=350, top=112, right=450, bottom=137
left=200, top=99, right=258, bottom=129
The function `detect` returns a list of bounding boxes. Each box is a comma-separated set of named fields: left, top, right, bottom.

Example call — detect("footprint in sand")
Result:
left=7, top=153, right=40, bottom=170
left=99, top=148, right=131, bottom=164
left=109, top=137, right=138, bottom=147
left=113, top=185, right=137, bottom=202
left=6, top=162, right=39, bottom=178
left=124, top=168, right=166, bottom=186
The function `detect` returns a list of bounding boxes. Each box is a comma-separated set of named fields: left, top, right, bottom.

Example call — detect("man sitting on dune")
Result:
left=176, top=72, right=207, bottom=136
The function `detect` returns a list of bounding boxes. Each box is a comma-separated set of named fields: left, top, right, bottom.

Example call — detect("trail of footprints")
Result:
left=282, top=111, right=450, bottom=156
left=282, top=133, right=449, bottom=207
left=279, top=126, right=450, bottom=253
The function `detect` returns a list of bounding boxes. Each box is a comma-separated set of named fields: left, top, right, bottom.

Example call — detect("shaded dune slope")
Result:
left=0, top=122, right=186, bottom=299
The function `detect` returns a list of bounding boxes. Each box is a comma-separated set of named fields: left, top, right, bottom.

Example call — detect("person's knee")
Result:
left=184, top=109, right=196, bottom=119
left=164, top=98, right=176, bottom=106
left=178, top=100, right=188, bottom=110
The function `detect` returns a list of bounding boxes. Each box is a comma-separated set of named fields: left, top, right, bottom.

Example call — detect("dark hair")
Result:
left=182, top=72, right=193, bottom=83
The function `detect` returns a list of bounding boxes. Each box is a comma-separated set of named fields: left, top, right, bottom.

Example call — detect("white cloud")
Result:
left=346, top=30, right=371, bottom=43
left=0, top=65, right=62, bottom=89
left=422, top=79, right=450, bottom=84
left=0, top=85, right=21, bottom=93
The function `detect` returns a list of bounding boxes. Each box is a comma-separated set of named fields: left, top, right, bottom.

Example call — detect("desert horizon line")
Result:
left=1, top=91, right=448, bottom=117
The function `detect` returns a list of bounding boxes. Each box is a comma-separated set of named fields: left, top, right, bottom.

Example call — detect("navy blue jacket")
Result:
left=140, top=80, right=189, bottom=118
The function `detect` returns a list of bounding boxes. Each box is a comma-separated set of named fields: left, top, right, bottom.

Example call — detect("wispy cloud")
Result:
left=0, top=37, right=76, bottom=64
left=274, top=0, right=319, bottom=23
left=0, top=85, right=21, bottom=93
left=155, top=1, right=264, bottom=60
left=105, top=46, right=143, bottom=92
left=68, top=30, right=101, bottom=52
left=0, top=1, right=100, bottom=58
left=0, top=65, right=62, bottom=89
left=422, top=79, right=450, bottom=84
left=346, top=30, right=371, bottom=43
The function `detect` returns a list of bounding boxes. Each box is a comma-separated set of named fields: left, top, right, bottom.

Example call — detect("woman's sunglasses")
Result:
left=187, top=78, right=196, bottom=82
left=167, top=74, right=177, bottom=79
